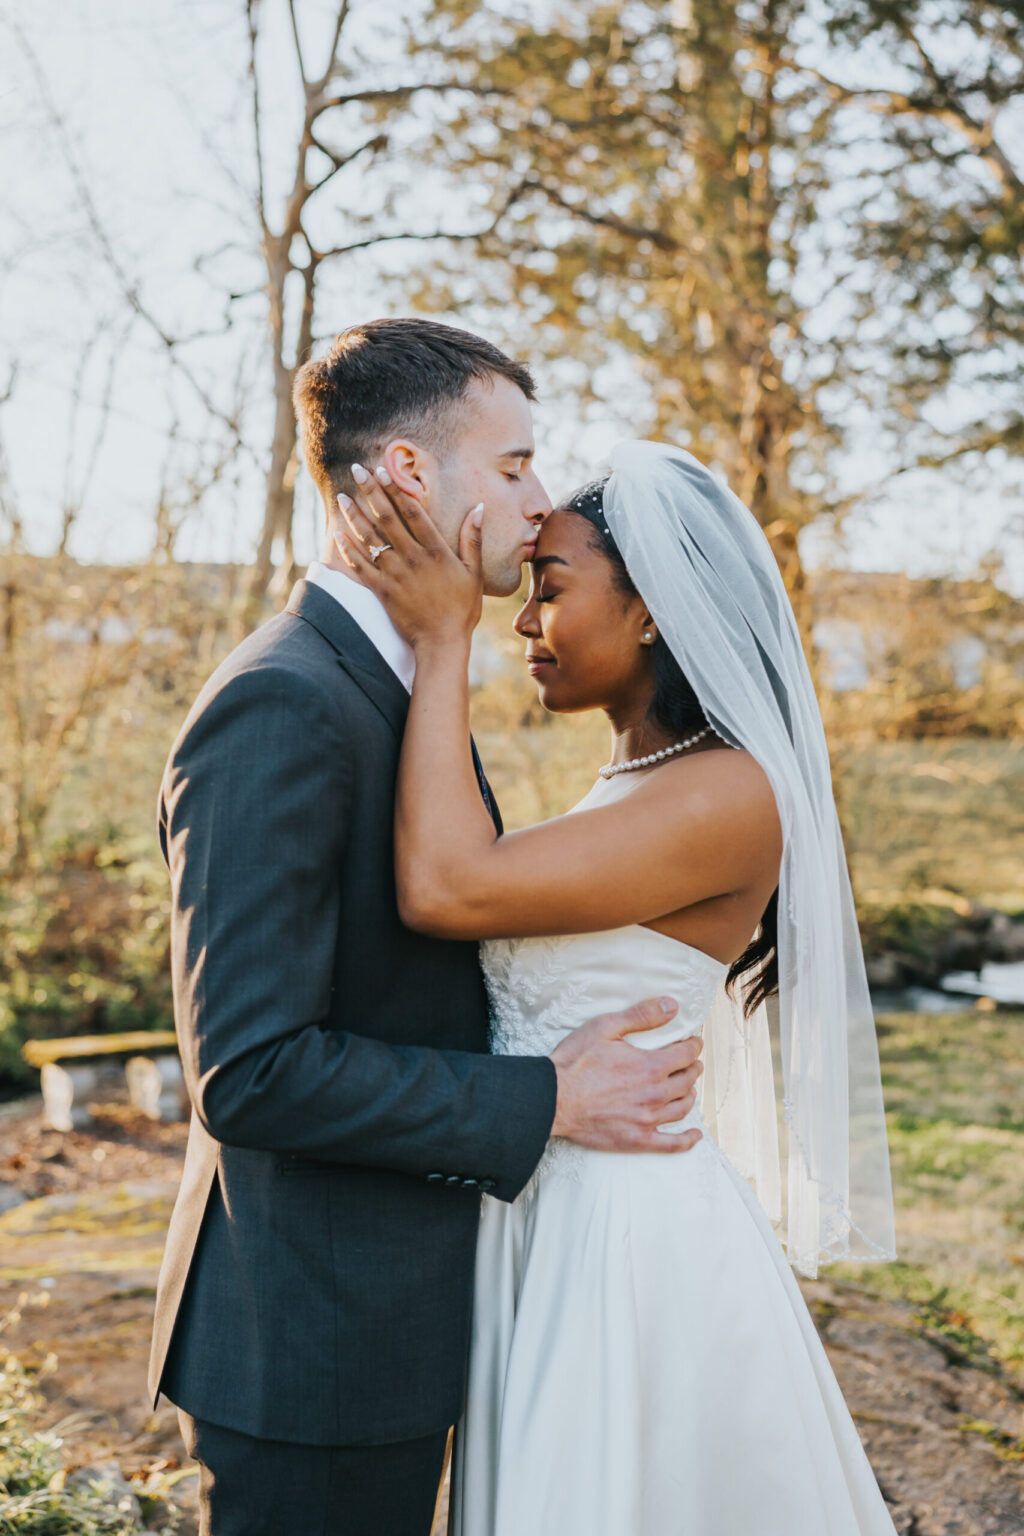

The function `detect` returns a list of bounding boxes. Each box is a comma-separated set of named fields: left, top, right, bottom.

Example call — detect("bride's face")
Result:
left=513, top=511, right=654, bottom=716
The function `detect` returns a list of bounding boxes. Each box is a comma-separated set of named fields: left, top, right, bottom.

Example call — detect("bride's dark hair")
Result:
left=560, top=478, right=779, bottom=1018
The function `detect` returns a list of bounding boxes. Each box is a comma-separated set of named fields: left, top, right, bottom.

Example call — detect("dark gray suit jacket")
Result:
left=149, top=580, right=557, bottom=1446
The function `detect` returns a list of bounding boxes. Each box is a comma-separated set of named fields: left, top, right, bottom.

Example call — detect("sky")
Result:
left=1, top=0, right=1022, bottom=592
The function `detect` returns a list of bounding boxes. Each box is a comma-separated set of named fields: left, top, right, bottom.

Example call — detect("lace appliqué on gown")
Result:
left=482, top=935, right=595, bottom=1197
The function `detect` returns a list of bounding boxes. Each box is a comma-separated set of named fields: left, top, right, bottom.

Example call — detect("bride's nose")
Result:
left=514, top=596, right=540, bottom=638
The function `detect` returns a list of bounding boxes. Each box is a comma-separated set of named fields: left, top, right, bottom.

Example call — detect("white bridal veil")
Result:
left=603, top=441, right=896, bottom=1278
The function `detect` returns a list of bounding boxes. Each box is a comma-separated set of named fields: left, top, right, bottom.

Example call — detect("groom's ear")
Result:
left=384, top=440, right=431, bottom=504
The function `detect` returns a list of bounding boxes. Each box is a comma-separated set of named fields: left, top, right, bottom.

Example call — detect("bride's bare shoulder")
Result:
left=651, top=743, right=774, bottom=795
left=636, top=745, right=780, bottom=841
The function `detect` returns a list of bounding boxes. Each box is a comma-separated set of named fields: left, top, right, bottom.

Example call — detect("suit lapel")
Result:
left=286, top=580, right=409, bottom=739
left=286, top=580, right=504, bottom=833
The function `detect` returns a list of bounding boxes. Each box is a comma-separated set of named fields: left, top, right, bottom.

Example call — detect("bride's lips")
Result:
left=526, top=652, right=555, bottom=677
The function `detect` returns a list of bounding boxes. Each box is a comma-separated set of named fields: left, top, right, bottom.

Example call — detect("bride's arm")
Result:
left=336, top=473, right=780, bottom=942
left=396, top=717, right=777, bottom=940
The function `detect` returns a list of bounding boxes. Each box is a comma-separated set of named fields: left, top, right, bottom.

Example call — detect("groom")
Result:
left=150, top=318, right=705, bottom=1536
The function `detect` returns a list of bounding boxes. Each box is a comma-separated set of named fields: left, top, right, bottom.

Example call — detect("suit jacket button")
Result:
left=445, top=1174, right=462, bottom=1185
left=427, top=1173, right=445, bottom=1183
left=479, top=1178, right=496, bottom=1192
left=462, top=1178, right=479, bottom=1189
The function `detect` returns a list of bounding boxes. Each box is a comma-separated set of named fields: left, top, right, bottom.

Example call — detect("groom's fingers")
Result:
left=656, top=1128, right=703, bottom=1153
left=647, top=1058, right=702, bottom=1119
left=602, top=996, right=680, bottom=1038
left=660, top=1072, right=701, bottom=1114
left=657, top=1037, right=704, bottom=1081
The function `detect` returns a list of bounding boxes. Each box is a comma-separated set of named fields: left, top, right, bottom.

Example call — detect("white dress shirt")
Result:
left=306, top=561, right=416, bottom=694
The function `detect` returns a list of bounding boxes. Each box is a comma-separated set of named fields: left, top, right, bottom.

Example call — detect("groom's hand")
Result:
left=549, top=997, right=704, bottom=1153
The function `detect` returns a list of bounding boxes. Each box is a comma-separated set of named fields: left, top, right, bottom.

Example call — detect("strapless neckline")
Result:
left=493, top=922, right=731, bottom=973
left=480, top=920, right=731, bottom=1068
left=623, top=923, right=732, bottom=972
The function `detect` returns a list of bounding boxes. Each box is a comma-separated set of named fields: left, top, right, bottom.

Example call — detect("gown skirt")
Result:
left=449, top=913, right=897, bottom=1536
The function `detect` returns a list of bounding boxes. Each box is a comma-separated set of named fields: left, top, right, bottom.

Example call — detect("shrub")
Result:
left=0, top=1342, right=179, bottom=1534
left=0, top=838, right=173, bottom=1094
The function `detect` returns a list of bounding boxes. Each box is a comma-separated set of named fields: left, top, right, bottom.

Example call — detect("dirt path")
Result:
left=1, top=1094, right=1020, bottom=1535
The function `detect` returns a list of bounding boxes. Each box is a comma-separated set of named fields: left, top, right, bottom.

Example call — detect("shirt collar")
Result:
left=305, top=561, right=415, bottom=693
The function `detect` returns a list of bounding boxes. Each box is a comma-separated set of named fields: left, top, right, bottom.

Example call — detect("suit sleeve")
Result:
left=161, top=662, right=556, bottom=1202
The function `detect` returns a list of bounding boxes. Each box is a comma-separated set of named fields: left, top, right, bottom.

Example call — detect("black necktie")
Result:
left=470, top=738, right=503, bottom=837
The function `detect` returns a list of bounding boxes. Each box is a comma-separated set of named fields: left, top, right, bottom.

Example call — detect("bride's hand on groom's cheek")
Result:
left=333, top=462, right=485, bottom=650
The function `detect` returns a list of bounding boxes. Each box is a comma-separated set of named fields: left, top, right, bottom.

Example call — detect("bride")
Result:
left=336, top=440, right=898, bottom=1535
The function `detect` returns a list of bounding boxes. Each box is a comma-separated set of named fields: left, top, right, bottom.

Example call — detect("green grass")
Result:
left=837, top=739, right=1024, bottom=912
left=832, top=1008, right=1024, bottom=1379
left=0, top=1345, right=181, bottom=1533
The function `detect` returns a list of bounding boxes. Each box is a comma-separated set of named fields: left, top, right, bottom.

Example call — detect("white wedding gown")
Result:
left=450, top=781, right=897, bottom=1536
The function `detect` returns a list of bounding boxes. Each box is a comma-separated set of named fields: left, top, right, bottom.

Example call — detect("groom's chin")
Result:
left=483, top=565, right=527, bottom=600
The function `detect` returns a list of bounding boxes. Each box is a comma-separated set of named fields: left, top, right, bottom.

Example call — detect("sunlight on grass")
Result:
left=839, top=741, right=1024, bottom=911
left=832, top=1009, right=1024, bottom=1377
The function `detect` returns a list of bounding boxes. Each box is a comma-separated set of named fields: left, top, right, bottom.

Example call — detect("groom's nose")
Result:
left=525, top=469, right=553, bottom=523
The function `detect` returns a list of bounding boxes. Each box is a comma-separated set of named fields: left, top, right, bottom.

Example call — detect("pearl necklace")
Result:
left=599, top=726, right=712, bottom=779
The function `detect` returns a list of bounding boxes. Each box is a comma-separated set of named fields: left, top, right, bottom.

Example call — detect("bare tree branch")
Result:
left=513, top=175, right=792, bottom=327
left=59, top=318, right=123, bottom=555
left=247, top=0, right=269, bottom=237
left=797, top=61, right=1024, bottom=204
left=307, top=128, right=389, bottom=195
left=6, top=15, right=256, bottom=462
left=288, top=0, right=309, bottom=86
left=314, top=81, right=513, bottom=115
left=896, top=18, right=1024, bottom=203
left=314, top=0, right=351, bottom=94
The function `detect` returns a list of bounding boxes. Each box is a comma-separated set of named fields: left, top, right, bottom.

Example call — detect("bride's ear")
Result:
left=640, top=609, right=657, bottom=647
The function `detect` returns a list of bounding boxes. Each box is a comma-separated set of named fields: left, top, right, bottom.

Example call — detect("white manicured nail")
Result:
left=351, top=463, right=368, bottom=484
left=375, top=465, right=391, bottom=485
left=337, top=492, right=352, bottom=509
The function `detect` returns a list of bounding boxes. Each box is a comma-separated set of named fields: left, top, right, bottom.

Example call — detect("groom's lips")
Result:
left=526, top=652, right=555, bottom=676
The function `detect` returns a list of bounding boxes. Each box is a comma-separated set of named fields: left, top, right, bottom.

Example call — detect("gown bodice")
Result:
left=481, top=923, right=729, bottom=1060
left=480, top=772, right=730, bottom=1062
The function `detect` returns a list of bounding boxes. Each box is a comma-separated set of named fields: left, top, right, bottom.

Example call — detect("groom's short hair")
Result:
left=294, top=318, right=536, bottom=503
